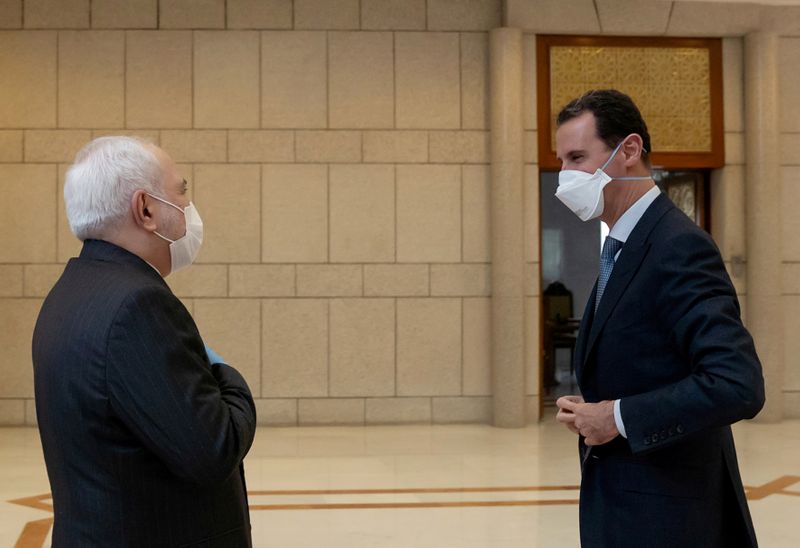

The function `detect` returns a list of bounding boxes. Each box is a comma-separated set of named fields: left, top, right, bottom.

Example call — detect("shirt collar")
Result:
left=608, top=186, right=661, bottom=244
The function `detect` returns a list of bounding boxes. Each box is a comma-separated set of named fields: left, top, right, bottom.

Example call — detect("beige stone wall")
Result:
left=0, top=0, right=521, bottom=426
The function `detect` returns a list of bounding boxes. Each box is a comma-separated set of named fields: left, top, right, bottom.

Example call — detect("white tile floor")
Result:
left=1, top=415, right=798, bottom=547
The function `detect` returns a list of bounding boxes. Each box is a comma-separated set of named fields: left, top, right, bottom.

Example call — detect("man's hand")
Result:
left=556, top=396, right=619, bottom=446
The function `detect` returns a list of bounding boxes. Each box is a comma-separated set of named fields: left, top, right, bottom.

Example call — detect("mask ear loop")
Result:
left=601, top=139, right=651, bottom=181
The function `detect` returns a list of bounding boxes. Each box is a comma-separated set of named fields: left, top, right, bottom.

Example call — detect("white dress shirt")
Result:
left=605, top=185, right=661, bottom=439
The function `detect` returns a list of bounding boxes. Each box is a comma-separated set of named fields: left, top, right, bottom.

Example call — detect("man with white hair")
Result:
left=32, top=137, right=257, bottom=547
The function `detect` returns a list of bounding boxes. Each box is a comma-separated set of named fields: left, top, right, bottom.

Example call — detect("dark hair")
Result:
left=556, top=89, right=651, bottom=165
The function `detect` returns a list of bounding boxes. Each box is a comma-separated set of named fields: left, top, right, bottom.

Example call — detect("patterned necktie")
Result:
left=595, top=236, right=623, bottom=313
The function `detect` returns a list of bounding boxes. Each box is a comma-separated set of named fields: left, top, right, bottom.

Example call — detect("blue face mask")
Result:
left=556, top=141, right=651, bottom=221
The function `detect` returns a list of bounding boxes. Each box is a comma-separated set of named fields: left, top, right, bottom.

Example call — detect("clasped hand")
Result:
left=556, top=395, right=619, bottom=446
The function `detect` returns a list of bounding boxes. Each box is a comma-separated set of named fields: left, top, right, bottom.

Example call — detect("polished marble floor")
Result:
left=1, top=415, right=798, bottom=547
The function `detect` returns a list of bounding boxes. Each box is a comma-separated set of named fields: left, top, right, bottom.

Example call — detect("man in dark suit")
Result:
left=553, top=90, right=765, bottom=547
left=32, top=136, right=257, bottom=547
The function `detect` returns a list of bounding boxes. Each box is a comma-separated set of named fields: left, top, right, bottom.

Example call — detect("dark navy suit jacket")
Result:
left=32, top=240, right=257, bottom=547
left=575, top=194, right=764, bottom=548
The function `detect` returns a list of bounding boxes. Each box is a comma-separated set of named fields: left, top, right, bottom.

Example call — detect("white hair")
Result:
left=64, top=136, right=164, bottom=241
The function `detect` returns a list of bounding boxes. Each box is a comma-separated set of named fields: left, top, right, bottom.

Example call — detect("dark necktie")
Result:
left=595, top=237, right=623, bottom=313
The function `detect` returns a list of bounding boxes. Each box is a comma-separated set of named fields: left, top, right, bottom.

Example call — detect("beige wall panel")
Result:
left=525, top=296, right=541, bottom=396
left=229, top=265, right=295, bottom=297
left=0, top=0, right=21, bottom=28
left=783, top=39, right=800, bottom=132
left=783, top=263, right=800, bottom=295
left=525, top=165, right=540, bottom=263
left=723, top=38, right=744, bottom=133
left=228, top=130, right=294, bottom=162
left=524, top=131, right=538, bottom=164
left=92, top=0, right=157, bottom=28
left=58, top=31, right=124, bottom=128
left=166, top=265, right=227, bottom=297
left=57, top=164, right=82, bottom=262
left=781, top=133, right=800, bottom=166
left=785, top=392, right=800, bottom=418
left=329, top=32, right=394, bottom=129
left=362, top=0, right=425, bottom=30
left=25, top=130, right=90, bottom=162
left=24, top=0, right=87, bottom=28
left=0, top=400, right=25, bottom=425
left=194, top=164, right=261, bottom=263
left=126, top=31, right=192, bottom=128
left=462, top=165, right=490, bottom=263
left=25, top=399, right=37, bottom=426
left=194, top=31, right=260, bottom=128
left=91, top=129, right=160, bottom=143
left=397, top=298, right=461, bottom=396
left=522, top=33, right=537, bottom=131
left=726, top=132, right=745, bottom=166
left=160, top=130, right=227, bottom=162
left=0, top=299, right=41, bottom=397
left=463, top=297, right=490, bottom=396
left=396, top=33, right=460, bottom=129
left=262, top=164, right=328, bottom=262
left=364, top=264, right=429, bottom=297
left=397, top=165, right=461, bottom=262
left=762, top=6, right=800, bottom=35
left=261, top=31, right=327, bottom=128
left=666, top=1, right=759, bottom=36
left=194, top=299, right=261, bottom=395
left=0, top=131, right=23, bottom=162
left=0, top=265, right=23, bottom=297
left=160, top=0, right=224, bottom=29
left=295, top=0, right=359, bottom=30
left=0, top=165, right=56, bottom=262
left=296, top=131, right=362, bottom=163
left=429, top=131, right=490, bottom=163
left=0, top=32, right=56, bottom=127
left=330, top=299, right=395, bottom=397
left=784, top=296, right=800, bottom=390
left=506, top=0, right=599, bottom=33
left=781, top=167, right=800, bottom=261
left=298, top=398, right=365, bottom=425
left=363, top=131, right=428, bottom=163
left=23, top=264, right=63, bottom=297
left=330, top=164, right=395, bottom=263
left=227, top=0, right=292, bottom=29
left=366, top=397, right=431, bottom=424
left=262, top=299, right=328, bottom=397
left=432, top=396, right=491, bottom=423
left=254, top=399, right=297, bottom=426
left=461, top=32, right=489, bottom=130
left=595, top=0, right=671, bottom=35
left=524, top=262, right=540, bottom=297
left=431, top=264, right=490, bottom=296
left=297, top=265, right=362, bottom=297
left=428, top=0, right=500, bottom=31
left=711, top=166, right=746, bottom=262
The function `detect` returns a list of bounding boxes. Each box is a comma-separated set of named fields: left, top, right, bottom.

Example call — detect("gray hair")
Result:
left=64, top=136, right=164, bottom=241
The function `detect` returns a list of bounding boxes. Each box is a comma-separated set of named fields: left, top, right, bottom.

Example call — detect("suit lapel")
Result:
left=578, top=194, right=675, bottom=381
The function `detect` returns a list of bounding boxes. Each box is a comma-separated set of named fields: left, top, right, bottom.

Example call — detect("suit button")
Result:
left=676, top=424, right=684, bottom=434
left=644, top=436, right=651, bottom=446
left=668, top=427, right=675, bottom=436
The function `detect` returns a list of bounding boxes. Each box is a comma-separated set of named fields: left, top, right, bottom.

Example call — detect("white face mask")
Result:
left=555, top=141, right=650, bottom=221
left=147, top=193, right=204, bottom=275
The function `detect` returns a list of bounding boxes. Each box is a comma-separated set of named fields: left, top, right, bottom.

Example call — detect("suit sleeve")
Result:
left=620, top=229, right=764, bottom=454
left=106, top=285, right=257, bottom=485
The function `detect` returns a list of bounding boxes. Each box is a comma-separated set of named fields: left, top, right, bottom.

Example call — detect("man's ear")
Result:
left=622, top=134, right=644, bottom=167
left=131, top=190, right=157, bottom=232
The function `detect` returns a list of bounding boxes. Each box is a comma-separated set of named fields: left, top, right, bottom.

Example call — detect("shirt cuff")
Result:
left=614, top=399, right=627, bottom=439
